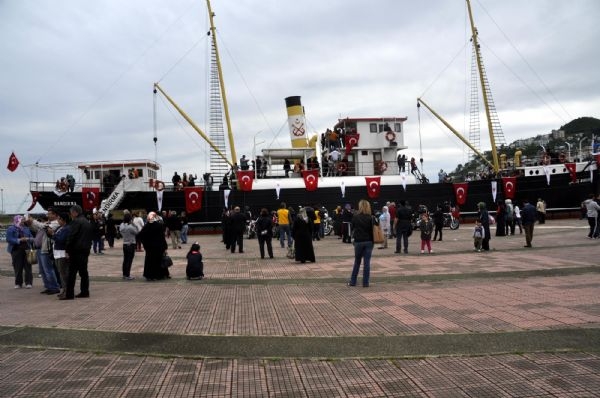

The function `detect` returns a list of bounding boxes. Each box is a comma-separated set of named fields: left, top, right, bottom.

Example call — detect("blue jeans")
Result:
left=93, top=238, right=104, bottom=253
left=38, top=250, right=60, bottom=290
left=279, top=224, right=293, bottom=248
left=181, top=224, right=189, bottom=243
left=350, top=241, right=373, bottom=286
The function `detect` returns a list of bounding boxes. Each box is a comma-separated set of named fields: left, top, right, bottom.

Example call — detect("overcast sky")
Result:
left=1, top=0, right=599, bottom=214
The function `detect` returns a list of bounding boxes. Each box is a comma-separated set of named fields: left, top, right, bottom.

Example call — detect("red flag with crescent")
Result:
left=453, top=183, right=468, bottom=206
left=7, top=152, right=19, bottom=172
left=344, top=133, right=360, bottom=157
left=565, top=162, right=577, bottom=183
left=365, top=176, right=381, bottom=199
left=184, top=187, right=203, bottom=214
left=302, top=169, right=319, bottom=191
left=237, top=170, right=254, bottom=192
left=501, top=177, right=517, bottom=199
left=81, top=187, right=100, bottom=211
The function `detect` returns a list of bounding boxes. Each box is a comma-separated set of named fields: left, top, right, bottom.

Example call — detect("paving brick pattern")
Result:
left=1, top=219, right=600, bottom=397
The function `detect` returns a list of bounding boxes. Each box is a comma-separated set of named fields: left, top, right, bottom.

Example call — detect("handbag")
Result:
left=372, top=219, right=384, bottom=244
left=27, top=244, right=38, bottom=265
left=161, top=254, right=173, bottom=269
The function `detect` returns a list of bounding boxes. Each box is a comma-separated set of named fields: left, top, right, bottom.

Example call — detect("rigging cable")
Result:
left=417, top=101, right=424, bottom=174
left=474, top=0, right=571, bottom=122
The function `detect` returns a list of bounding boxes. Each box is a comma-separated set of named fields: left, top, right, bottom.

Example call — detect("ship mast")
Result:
left=466, top=0, right=499, bottom=173
left=206, top=0, right=237, bottom=166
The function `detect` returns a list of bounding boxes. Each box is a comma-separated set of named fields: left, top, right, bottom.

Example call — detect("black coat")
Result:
left=292, top=218, right=315, bottom=262
left=230, top=212, right=247, bottom=235
left=138, top=222, right=169, bottom=280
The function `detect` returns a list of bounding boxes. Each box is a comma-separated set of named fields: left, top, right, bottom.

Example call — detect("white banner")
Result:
left=156, top=190, right=163, bottom=212
left=275, top=183, right=280, bottom=200
left=340, top=181, right=345, bottom=198
left=491, top=180, right=497, bottom=203
left=224, top=189, right=231, bottom=209
left=400, top=172, right=407, bottom=191
left=543, top=165, right=551, bottom=186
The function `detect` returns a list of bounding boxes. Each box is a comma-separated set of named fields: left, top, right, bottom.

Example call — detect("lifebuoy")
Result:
left=385, top=131, right=396, bottom=142
left=154, top=180, right=165, bottom=191
left=541, top=154, right=550, bottom=165
left=558, top=153, right=566, bottom=163
left=337, top=162, right=348, bottom=172
left=378, top=161, right=388, bottom=173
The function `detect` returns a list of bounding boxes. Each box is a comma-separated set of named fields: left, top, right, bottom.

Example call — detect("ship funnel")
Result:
left=285, top=96, right=308, bottom=148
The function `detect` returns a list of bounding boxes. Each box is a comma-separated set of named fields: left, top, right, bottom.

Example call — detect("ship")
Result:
left=29, top=0, right=597, bottom=228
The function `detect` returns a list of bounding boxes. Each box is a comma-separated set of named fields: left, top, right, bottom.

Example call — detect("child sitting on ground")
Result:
left=186, top=242, right=204, bottom=280
left=473, top=220, right=484, bottom=252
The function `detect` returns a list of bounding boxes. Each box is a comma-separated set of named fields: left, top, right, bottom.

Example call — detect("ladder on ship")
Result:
left=208, top=40, right=230, bottom=180
left=99, top=177, right=135, bottom=214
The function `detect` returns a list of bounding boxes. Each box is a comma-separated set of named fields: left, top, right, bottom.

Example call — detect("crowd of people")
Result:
left=3, top=193, right=568, bottom=297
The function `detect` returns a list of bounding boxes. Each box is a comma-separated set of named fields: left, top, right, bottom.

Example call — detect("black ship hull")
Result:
left=33, top=172, right=596, bottom=223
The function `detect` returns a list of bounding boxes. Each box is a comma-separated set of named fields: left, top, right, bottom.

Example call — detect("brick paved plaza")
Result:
left=1, top=219, right=599, bottom=397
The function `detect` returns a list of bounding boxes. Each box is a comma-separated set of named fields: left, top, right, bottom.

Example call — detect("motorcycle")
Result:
left=321, top=207, right=333, bottom=236
left=245, top=218, right=257, bottom=239
left=443, top=212, right=460, bottom=230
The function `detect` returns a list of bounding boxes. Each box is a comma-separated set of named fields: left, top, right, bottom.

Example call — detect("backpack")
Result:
left=474, top=226, right=483, bottom=238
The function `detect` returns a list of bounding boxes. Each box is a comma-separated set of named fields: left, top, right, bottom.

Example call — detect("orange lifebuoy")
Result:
left=385, top=131, right=396, bottom=142
left=337, top=162, right=348, bottom=172
left=154, top=180, right=165, bottom=191
left=378, top=161, right=388, bottom=173
left=541, top=154, right=550, bottom=165
left=558, top=153, right=566, bottom=163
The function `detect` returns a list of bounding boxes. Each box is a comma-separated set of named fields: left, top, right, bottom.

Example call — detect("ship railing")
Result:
left=29, top=181, right=102, bottom=193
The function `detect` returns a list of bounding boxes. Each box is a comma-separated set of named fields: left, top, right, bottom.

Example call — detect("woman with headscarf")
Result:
left=292, top=208, right=315, bottom=263
left=5, top=215, right=34, bottom=288
left=378, top=205, right=390, bottom=249
left=138, top=211, right=169, bottom=280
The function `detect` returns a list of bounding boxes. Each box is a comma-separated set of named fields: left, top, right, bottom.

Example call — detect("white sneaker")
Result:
left=420, top=250, right=424, bottom=254
left=429, top=250, right=433, bottom=253
left=15, top=285, right=22, bottom=289
left=25, top=284, right=32, bottom=289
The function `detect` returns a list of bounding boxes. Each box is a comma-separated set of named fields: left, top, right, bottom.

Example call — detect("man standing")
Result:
left=521, top=199, right=536, bottom=248
left=132, top=211, right=145, bottom=252
left=63, top=205, right=93, bottom=300
left=166, top=210, right=182, bottom=249
left=28, top=210, right=61, bottom=295
left=277, top=202, right=293, bottom=248
left=230, top=206, right=247, bottom=253
left=393, top=200, right=413, bottom=254
left=536, top=198, right=546, bottom=224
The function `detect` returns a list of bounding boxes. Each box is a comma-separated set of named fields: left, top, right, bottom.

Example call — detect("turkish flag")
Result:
left=453, top=182, right=468, bottom=205
left=185, top=187, right=203, bottom=214
left=237, top=170, right=254, bottom=191
left=302, top=169, right=319, bottom=191
left=365, top=176, right=381, bottom=199
left=502, top=177, right=517, bottom=199
left=344, top=133, right=360, bottom=157
left=82, top=187, right=100, bottom=211
left=565, top=163, right=577, bottom=183
left=7, top=152, right=19, bottom=172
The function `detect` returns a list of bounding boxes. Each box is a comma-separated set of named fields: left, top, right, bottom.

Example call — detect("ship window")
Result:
left=136, top=168, right=143, bottom=177
left=94, top=171, right=102, bottom=180
left=394, top=123, right=402, bottom=132
left=369, top=123, right=377, bottom=133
